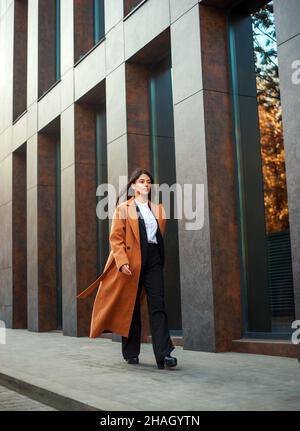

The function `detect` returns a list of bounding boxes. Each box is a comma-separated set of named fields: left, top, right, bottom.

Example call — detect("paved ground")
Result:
left=0, top=384, right=56, bottom=411
left=0, top=329, right=299, bottom=411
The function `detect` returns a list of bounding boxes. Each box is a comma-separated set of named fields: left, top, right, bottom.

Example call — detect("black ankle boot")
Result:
left=125, top=356, right=139, bottom=364
left=157, top=354, right=177, bottom=369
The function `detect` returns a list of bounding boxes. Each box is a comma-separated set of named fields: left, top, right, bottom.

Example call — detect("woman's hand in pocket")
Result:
left=121, top=264, right=132, bottom=276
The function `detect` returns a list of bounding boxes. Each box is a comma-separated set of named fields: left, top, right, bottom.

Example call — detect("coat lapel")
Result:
left=127, top=197, right=140, bottom=244
left=126, top=196, right=163, bottom=245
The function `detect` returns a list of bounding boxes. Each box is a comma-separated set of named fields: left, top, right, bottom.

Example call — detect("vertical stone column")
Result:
left=60, top=0, right=84, bottom=336
left=274, top=0, right=300, bottom=359
left=0, top=154, right=13, bottom=327
left=61, top=103, right=77, bottom=335
left=0, top=2, right=17, bottom=326
left=27, top=134, right=38, bottom=331
left=73, top=104, right=98, bottom=336
left=171, top=2, right=242, bottom=352
left=26, top=0, right=39, bottom=331
left=105, top=0, right=128, bottom=341
left=28, top=127, right=60, bottom=332
left=105, top=0, right=127, bottom=223
left=106, top=67, right=128, bottom=200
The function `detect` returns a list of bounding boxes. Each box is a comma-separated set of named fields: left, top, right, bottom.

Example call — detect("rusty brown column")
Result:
left=12, top=146, right=27, bottom=328
left=27, top=131, right=58, bottom=331
left=171, top=2, right=242, bottom=352
left=199, top=4, right=242, bottom=351
left=73, top=103, right=98, bottom=336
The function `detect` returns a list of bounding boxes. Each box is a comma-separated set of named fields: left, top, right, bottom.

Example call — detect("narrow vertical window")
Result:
left=229, top=1, right=295, bottom=336
left=74, top=0, right=105, bottom=64
left=94, top=0, right=104, bottom=44
left=13, top=0, right=28, bottom=121
left=38, top=0, right=61, bottom=98
left=12, top=144, right=27, bottom=328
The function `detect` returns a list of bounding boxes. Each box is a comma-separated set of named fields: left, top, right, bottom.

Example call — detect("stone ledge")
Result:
left=231, top=338, right=298, bottom=359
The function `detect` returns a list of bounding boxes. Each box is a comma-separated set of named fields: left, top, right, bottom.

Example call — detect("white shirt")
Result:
left=134, top=199, right=158, bottom=244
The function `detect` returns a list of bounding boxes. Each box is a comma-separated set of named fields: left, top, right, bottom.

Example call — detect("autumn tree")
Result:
left=252, top=1, right=289, bottom=233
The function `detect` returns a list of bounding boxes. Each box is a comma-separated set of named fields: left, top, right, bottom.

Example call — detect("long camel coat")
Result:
left=77, top=195, right=167, bottom=338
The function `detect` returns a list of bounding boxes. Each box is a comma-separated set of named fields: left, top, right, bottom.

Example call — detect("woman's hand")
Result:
left=121, top=264, right=132, bottom=275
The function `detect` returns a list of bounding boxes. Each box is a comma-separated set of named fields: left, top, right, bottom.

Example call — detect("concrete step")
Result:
left=0, top=371, right=99, bottom=411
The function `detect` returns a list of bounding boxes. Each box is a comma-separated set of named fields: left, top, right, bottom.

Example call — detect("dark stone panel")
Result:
left=38, top=0, right=56, bottom=98
left=74, top=104, right=98, bottom=336
left=127, top=133, right=151, bottom=177
left=74, top=104, right=96, bottom=164
left=203, top=89, right=242, bottom=351
left=124, top=0, right=145, bottom=17
left=75, top=162, right=98, bottom=336
left=126, top=62, right=152, bottom=177
left=199, top=4, right=243, bottom=351
left=126, top=63, right=151, bottom=136
left=199, top=4, right=230, bottom=93
left=12, top=148, right=27, bottom=328
left=76, top=80, right=106, bottom=105
left=36, top=134, right=58, bottom=331
left=74, top=0, right=95, bottom=63
left=38, top=183, right=57, bottom=330
left=13, top=0, right=28, bottom=121
left=127, top=28, right=170, bottom=66
left=38, top=134, right=56, bottom=187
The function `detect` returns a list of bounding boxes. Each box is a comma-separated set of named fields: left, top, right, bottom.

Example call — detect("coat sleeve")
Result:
left=110, top=205, right=130, bottom=271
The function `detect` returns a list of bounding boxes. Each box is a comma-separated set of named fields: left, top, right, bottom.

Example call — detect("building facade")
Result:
left=0, top=0, right=299, bottom=359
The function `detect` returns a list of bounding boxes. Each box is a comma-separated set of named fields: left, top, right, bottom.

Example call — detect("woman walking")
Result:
left=77, top=168, right=177, bottom=370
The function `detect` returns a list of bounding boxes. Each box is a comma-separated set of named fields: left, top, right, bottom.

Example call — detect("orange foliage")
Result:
left=257, top=93, right=289, bottom=233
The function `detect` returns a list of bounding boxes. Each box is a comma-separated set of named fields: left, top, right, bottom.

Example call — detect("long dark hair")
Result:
left=116, top=167, right=154, bottom=207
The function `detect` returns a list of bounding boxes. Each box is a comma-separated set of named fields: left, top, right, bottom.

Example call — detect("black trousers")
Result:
left=122, top=243, right=175, bottom=364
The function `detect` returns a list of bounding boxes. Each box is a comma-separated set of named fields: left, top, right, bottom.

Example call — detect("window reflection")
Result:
left=252, top=2, right=288, bottom=234
left=230, top=0, right=295, bottom=335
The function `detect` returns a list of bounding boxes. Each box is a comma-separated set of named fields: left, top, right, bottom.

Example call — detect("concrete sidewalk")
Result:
left=0, top=384, right=56, bottom=411
left=0, top=329, right=299, bottom=411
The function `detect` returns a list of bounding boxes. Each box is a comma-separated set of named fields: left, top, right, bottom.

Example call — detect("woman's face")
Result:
left=132, top=174, right=151, bottom=197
